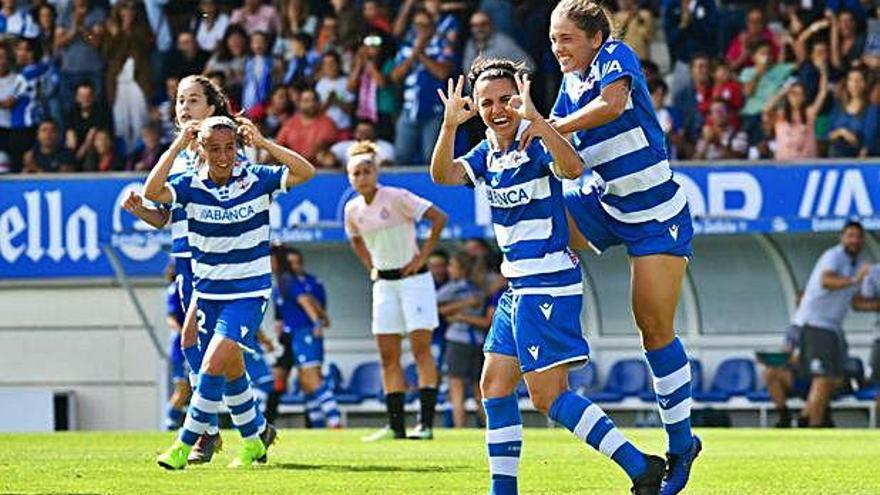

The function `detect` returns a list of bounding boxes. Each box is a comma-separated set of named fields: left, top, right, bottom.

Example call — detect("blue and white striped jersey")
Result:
left=166, top=148, right=248, bottom=258
left=168, top=162, right=289, bottom=300
left=458, top=122, right=581, bottom=295
left=552, top=39, right=687, bottom=224
left=10, top=62, right=48, bottom=129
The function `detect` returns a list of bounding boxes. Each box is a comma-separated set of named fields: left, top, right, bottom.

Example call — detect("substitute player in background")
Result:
left=539, top=2, right=700, bottom=492
left=146, top=116, right=315, bottom=469
left=272, top=247, right=341, bottom=428
left=431, top=64, right=664, bottom=495
left=345, top=141, right=448, bottom=441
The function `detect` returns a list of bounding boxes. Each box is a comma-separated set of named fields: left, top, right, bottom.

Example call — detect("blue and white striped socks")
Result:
left=549, top=391, right=647, bottom=481
left=224, top=374, right=267, bottom=440
left=304, top=390, right=326, bottom=428
left=164, top=404, right=186, bottom=431
left=316, top=382, right=342, bottom=427
left=483, top=394, right=522, bottom=495
left=179, top=373, right=224, bottom=446
left=645, top=337, right=694, bottom=455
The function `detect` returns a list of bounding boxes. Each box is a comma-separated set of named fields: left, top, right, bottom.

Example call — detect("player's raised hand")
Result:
left=236, top=116, right=267, bottom=148
left=438, top=75, right=476, bottom=129
left=122, top=190, right=143, bottom=214
left=173, top=120, right=199, bottom=151
left=509, top=72, right=541, bottom=122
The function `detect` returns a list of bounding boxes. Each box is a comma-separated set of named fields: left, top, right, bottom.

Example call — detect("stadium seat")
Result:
left=587, top=358, right=650, bottom=403
left=324, top=362, right=344, bottom=394
left=640, top=358, right=704, bottom=402
left=516, top=379, right=529, bottom=398
left=568, top=362, right=598, bottom=394
left=694, top=358, right=757, bottom=402
left=336, top=361, right=383, bottom=404
left=855, top=386, right=878, bottom=401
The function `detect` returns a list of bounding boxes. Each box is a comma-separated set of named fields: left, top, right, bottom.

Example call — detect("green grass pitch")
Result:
left=2, top=428, right=879, bottom=494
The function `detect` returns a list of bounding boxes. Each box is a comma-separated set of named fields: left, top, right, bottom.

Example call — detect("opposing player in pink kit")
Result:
left=344, top=141, right=448, bottom=441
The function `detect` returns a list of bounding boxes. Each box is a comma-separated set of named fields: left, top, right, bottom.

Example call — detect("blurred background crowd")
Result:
left=0, top=0, right=878, bottom=175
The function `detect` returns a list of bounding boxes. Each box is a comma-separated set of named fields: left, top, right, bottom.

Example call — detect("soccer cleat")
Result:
left=660, top=435, right=702, bottom=495
left=228, top=438, right=267, bottom=468
left=361, top=425, right=406, bottom=442
left=631, top=455, right=665, bottom=495
left=256, top=423, right=278, bottom=463
left=187, top=432, right=223, bottom=464
left=406, top=423, right=434, bottom=440
left=157, top=441, right=191, bottom=470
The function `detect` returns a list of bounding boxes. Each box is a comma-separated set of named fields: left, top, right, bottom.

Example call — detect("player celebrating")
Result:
left=541, top=2, right=700, bottom=492
left=273, top=248, right=341, bottom=428
left=146, top=116, right=315, bottom=469
left=344, top=141, right=448, bottom=441
left=431, top=64, right=664, bottom=494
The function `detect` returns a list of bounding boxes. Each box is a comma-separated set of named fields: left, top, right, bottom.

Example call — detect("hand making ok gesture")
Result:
left=437, top=75, right=477, bottom=129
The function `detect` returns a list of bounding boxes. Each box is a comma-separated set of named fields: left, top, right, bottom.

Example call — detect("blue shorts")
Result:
left=169, top=333, right=187, bottom=382
left=484, top=289, right=591, bottom=374
left=289, top=326, right=325, bottom=369
left=174, top=257, right=194, bottom=313
left=244, top=347, right=274, bottom=392
left=196, top=297, right=268, bottom=347
left=564, top=185, right=693, bottom=258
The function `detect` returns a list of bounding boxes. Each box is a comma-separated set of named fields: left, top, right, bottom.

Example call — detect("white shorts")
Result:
left=372, top=272, right=439, bottom=335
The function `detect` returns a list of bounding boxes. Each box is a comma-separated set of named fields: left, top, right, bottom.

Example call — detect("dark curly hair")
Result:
left=467, top=57, right=529, bottom=92
left=172, top=75, right=235, bottom=128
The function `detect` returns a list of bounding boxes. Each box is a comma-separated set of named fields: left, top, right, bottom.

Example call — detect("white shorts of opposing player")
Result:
left=371, top=272, right=439, bottom=335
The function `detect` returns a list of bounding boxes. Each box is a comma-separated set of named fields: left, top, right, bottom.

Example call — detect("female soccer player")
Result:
left=431, top=62, right=664, bottom=494
left=146, top=115, right=315, bottom=469
left=344, top=141, right=448, bottom=441
left=539, top=2, right=700, bottom=492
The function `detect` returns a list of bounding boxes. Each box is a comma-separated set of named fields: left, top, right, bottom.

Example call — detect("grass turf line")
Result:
left=1, top=428, right=878, bottom=494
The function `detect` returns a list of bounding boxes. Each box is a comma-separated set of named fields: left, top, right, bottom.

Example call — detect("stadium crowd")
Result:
left=0, top=0, right=878, bottom=174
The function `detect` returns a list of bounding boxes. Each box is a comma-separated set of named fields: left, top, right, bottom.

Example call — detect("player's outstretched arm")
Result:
left=553, top=77, right=631, bottom=135
left=431, top=75, right=476, bottom=185
left=144, top=121, right=199, bottom=204
left=122, top=191, right=170, bottom=229
left=237, top=117, right=316, bottom=188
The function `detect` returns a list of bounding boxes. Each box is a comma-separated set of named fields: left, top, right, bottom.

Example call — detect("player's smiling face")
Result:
left=474, top=77, right=520, bottom=141
left=199, top=127, right=237, bottom=182
left=176, top=78, right=215, bottom=128
left=549, top=12, right=601, bottom=74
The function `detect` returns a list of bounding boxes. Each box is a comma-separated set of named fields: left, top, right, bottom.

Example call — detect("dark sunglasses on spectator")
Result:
left=363, top=35, right=382, bottom=47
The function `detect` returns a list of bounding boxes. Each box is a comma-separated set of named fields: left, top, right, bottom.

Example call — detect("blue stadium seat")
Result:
left=569, top=362, right=597, bottom=394
left=324, top=362, right=344, bottom=393
left=587, top=358, right=650, bottom=403
left=640, top=358, right=704, bottom=402
left=856, top=386, right=878, bottom=401
left=336, top=361, right=383, bottom=404
left=694, top=358, right=757, bottom=402
left=516, top=379, right=529, bottom=398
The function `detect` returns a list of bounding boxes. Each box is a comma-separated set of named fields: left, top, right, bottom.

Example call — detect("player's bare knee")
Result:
left=529, top=388, right=560, bottom=416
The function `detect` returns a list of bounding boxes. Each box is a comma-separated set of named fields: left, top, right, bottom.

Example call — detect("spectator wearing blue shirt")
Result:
left=55, top=0, right=107, bottom=115
left=828, top=67, right=879, bottom=157
left=390, top=8, right=454, bottom=166
left=3, top=37, right=48, bottom=172
left=663, top=0, right=718, bottom=101
left=242, top=31, right=274, bottom=112
left=0, top=0, right=41, bottom=40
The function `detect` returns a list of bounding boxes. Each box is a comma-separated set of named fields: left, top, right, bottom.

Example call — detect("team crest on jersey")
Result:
left=380, top=207, right=390, bottom=219
left=487, top=150, right=529, bottom=172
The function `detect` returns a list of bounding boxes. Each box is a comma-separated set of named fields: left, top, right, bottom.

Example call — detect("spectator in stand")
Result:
left=795, top=31, right=839, bottom=108
left=423, top=0, right=460, bottom=44
left=193, top=0, right=229, bottom=53
left=462, top=11, right=534, bottom=76
left=330, top=0, right=364, bottom=50
left=0, top=46, right=17, bottom=168
left=253, top=85, right=292, bottom=137
left=828, top=67, right=879, bottom=157
left=390, top=8, right=454, bottom=166
left=65, top=81, right=111, bottom=163
left=128, top=122, right=165, bottom=171
left=394, top=0, right=459, bottom=43
left=437, top=252, right=487, bottom=428
left=170, top=31, right=210, bottom=80
left=315, top=15, right=341, bottom=54
left=649, top=78, right=685, bottom=160
left=274, top=0, right=318, bottom=58
left=347, top=32, right=397, bottom=138
left=276, top=87, right=337, bottom=162
left=203, top=24, right=248, bottom=101
left=56, top=0, right=107, bottom=114
left=315, top=51, right=356, bottom=134
left=711, top=61, right=744, bottom=127
left=830, top=9, right=866, bottom=73
left=428, top=249, right=450, bottom=289
left=22, top=119, right=75, bottom=173
left=230, top=0, right=280, bottom=36
left=35, top=4, right=57, bottom=63
left=694, top=99, right=749, bottom=160
left=241, top=31, right=274, bottom=112
left=671, top=53, right=711, bottom=151
left=763, top=70, right=828, bottom=160
left=739, top=40, right=795, bottom=144
left=104, top=0, right=153, bottom=153
left=4, top=37, right=49, bottom=173
left=131, top=0, right=172, bottom=93
left=330, top=119, right=395, bottom=167
left=613, top=0, right=655, bottom=61
left=663, top=0, right=717, bottom=99
left=362, top=0, right=392, bottom=35
left=154, top=75, right=177, bottom=145
left=81, top=127, right=122, bottom=171
left=281, top=33, right=320, bottom=86
left=726, top=7, right=781, bottom=72
left=34, top=4, right=63, bottom=129
left=0, top=0, right=41, bottom=39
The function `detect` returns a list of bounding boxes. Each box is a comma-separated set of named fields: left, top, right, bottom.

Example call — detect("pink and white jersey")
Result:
left=344, top=186, right=432, bottom=270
